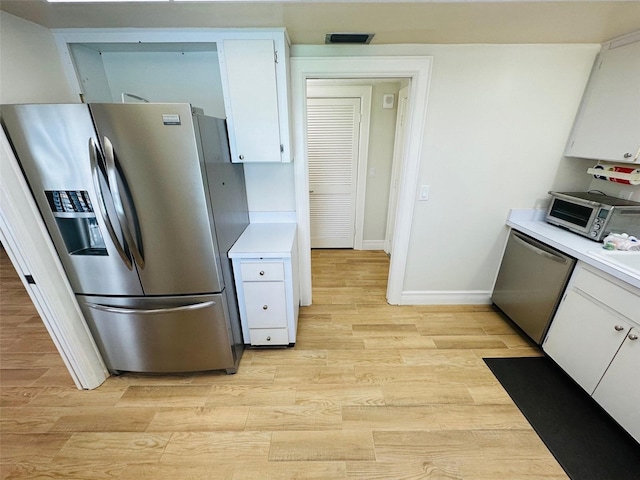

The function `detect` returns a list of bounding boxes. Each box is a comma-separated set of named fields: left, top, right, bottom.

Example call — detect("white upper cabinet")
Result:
left=565, top=32, right=640, bottom=163
left=219, top=38, right=292, bottom=163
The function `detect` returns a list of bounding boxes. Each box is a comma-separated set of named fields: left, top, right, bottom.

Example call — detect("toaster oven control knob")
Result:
left=594, top=224, right=600, bottom=230
left=590, top=231, right=598, bottom=237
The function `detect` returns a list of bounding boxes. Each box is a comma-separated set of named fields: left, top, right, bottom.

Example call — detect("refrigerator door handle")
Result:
left=85, top=300, right=216, bottom=315
left=103, top=136, right=146, bottom=269
left=88, top=138, right=133, bottom=270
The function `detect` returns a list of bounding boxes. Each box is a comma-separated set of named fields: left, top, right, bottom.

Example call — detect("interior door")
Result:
left=307, top=97, right=361, bottom=248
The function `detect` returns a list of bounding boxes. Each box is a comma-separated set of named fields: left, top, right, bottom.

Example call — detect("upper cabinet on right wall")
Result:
left=218, top=36, right=292, bottom=163
left=565, top=31, right=640, bottom=164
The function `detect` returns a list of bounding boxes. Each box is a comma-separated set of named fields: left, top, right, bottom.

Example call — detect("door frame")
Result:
left=385, top=83, right=410, bottom=255
left=306, top=84, right=372, bottom=250
left=0, top=129, right=108, bottom=390
left=291, top=56, right=433, bottom=305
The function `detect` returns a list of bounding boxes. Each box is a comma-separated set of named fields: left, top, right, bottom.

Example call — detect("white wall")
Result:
left=0, top=12, right=76, bottom=104
left=243, top=162, right=297, bottom=213
left=101, top=50, right=226, bottom=117
left=292, top=43, right=599, bottom=302
left=364, top=82, right=401, bottom=242
left=587, top=176, right=640, bottom=202
left=405, top=45, right=596, bottom=297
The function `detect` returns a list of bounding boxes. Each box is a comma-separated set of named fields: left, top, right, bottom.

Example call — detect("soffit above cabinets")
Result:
left=2, top=1, right=640, bottom=45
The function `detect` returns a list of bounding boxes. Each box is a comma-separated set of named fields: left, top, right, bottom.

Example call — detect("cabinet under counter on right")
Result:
left=543, top=261, right=640, bottom=443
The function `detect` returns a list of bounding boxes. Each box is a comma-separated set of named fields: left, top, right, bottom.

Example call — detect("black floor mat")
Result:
left=484, top=356, right=640, bottom=480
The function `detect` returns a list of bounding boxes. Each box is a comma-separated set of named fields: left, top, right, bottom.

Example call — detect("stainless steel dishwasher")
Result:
left=492, top=230, right=576, bottom=344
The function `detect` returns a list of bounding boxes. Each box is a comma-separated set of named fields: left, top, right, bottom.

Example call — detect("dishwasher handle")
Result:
left=511, top=231, right=570, bottom=265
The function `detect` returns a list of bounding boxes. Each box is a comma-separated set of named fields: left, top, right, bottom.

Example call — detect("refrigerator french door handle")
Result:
left=102, top=136, right=146, bottom=269
left=85, top=300, right=216, bottom=315
left=88, top=138, right=134, bottom=270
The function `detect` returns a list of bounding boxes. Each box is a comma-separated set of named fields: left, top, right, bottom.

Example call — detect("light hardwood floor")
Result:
left=0, top=248, right=568, bottom=479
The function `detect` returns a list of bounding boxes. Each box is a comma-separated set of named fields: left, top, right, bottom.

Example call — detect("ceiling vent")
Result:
left=325, top=33, right=375, bottom=45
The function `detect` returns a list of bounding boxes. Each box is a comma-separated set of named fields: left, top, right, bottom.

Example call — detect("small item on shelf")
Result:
left=602, top=233, right=640, bottom=251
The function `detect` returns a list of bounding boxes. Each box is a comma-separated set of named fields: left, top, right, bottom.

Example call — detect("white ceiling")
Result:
left=1, top=1, right=640, bottom=45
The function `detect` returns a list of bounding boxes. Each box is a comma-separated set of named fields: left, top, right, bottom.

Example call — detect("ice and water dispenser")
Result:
left=46, top=190, right=107, bottom=256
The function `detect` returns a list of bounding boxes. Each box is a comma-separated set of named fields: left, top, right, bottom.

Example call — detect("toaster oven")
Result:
left=546, top=191, right=640, bottom=241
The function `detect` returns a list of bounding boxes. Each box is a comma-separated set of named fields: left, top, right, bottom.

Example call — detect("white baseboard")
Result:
left=398, top=290, right=493, bottom=305
left=361, top=240, right=385, bottom=250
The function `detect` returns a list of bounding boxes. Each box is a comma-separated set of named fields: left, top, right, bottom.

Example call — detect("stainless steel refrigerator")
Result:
left=2, top=103, right=249, bottom=374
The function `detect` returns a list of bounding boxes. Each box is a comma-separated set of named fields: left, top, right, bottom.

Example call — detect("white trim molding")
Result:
left=400, top=290, right=493, bottom=305
left=362, top=240, right=386, bottom=251
left=291, top=55, right=433, bottom=306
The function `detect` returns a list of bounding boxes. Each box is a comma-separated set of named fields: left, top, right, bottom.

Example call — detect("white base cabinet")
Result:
left=229, top=223, right=299, bottom=346
left=543, top=261, right=640, bottom=443
left=543, top=288, right=632, bottom=395
left=592, top=327, right=640, bottom=443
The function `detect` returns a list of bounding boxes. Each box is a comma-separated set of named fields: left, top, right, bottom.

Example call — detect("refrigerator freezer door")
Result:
left=1, top=104, right=143, bottom=296
left=88, top=103, right=223, bottom=295
left=77, top=293, right=237, bottom=373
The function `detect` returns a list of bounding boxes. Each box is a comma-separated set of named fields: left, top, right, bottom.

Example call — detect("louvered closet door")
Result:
left=307, top=97, right=361, bottom=248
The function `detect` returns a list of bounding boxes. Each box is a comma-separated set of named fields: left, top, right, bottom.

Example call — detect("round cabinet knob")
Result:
left=239, top=154, right=245, bottom=160
left=614, top=325, right=625, bottom=332
left=623, top=152, right=633, bottom=158
left=259, top=271, right=265, bottom=276
left=263, top=305, right=268, bottom=310
left=628, top=333, right=639, bottom=341
left=266, top=336, right=271, bottom=341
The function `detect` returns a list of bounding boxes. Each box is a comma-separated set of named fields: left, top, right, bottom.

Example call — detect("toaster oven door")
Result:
left=546, top=197, right=597, bottom=235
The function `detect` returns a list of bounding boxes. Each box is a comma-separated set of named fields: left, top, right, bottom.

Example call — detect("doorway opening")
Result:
left=291, top=55, right=433, bottom=306
left=306, top=78, right=410, bottom=253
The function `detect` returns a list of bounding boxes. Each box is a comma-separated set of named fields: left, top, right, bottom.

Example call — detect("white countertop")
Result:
left=228, top=223, right=297, bottom=259
left=507, top=209, right=640, bottom=289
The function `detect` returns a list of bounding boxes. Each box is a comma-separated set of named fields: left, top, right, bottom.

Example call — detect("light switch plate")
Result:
left=419, top=185, right=429, bottom=201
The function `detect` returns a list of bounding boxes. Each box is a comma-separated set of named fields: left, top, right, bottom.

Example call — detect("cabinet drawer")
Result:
left=249, top=328, right=289, bottom=346
left=572, top=266, right=640, bottom=322
left=240, top=262, right=284, bottom=282
left=243, top=281, right=287, bottom=328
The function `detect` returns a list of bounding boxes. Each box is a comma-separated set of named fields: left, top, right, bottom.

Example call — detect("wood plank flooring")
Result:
left=0, top=248, right=568, bottom=479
